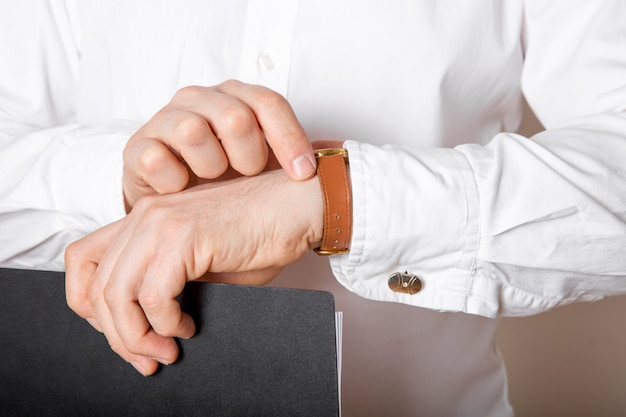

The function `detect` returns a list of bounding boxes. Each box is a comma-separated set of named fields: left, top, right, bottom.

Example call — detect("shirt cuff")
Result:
left=329, top=140, right=481, bottom=314
left=50, top=122, right=136, bottom=230
left=0, top=122, right=136, bottom=271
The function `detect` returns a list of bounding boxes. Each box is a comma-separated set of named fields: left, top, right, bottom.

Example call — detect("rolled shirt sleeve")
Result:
left=331, top=112, right=626, bottom=317
left=331, top=0, right=626, bottom=317
left=0, top=1, right=135, bottom=270
left=0, top=123, right=134, bottom=271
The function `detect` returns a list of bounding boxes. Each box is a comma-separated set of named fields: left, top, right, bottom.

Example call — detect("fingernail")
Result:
left=130, top=361, right=148, bottom=377
left=153, top=357, right=171, bottom=365
left=292, top=154, right=316, bottom=179
left=86, top=318, right=102, bottom=333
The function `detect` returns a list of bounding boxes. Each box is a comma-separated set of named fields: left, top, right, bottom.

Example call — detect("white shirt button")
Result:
left=257, top=54, right=275, bottom=72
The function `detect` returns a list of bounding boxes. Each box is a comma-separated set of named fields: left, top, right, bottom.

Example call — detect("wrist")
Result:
left=304, top=176, right=325, bottom=251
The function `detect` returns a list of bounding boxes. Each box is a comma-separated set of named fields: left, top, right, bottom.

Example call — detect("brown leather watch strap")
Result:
left=314, top=149, right=352, bottom=255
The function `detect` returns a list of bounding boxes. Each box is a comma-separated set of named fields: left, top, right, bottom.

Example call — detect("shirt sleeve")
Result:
left=330, top=0, right=626, bottom=317
left=0, top=2, right=134, bottom=271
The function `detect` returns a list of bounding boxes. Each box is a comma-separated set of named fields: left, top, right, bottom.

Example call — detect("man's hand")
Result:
left=122, top=80, right=316, bottom=210
left=65, top=170, right=323, bottom=376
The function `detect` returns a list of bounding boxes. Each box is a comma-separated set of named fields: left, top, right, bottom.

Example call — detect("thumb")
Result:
left=273, top=138, right=316, bottom=181
left=123, top=136, right=191, bottom=211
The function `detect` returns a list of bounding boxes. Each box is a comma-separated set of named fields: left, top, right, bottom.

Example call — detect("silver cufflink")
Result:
left=388, top=271, right=423, bottom=295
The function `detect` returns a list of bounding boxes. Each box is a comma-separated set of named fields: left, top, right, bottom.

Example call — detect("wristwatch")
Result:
left=313, top=149, right=352, bottom=255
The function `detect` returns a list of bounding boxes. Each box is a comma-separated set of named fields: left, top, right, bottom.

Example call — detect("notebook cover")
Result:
left=0, top=268, right=339, bottom=417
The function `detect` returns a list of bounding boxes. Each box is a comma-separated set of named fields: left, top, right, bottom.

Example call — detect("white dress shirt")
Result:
left=1, top=1, right=625, bottom=415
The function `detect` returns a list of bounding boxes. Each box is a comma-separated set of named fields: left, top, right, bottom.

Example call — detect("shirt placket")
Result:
left=237, top=0, right=299, bottom=97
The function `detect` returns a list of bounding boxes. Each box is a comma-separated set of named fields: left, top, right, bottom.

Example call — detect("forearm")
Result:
left=464, top=112, right=626, bottom=315
left=0, top=1, right=126, bottom=270
left=0, top=123, right=134, bottom=270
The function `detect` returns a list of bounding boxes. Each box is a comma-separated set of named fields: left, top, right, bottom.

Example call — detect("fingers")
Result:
left=156, top=82, right=314, bottom=181
left=123, top=136, right=190, bottom=207
left=217, top=80, right=316, bottom=180
left=104, top=244, right=195, bottom=364
left=123, top=81, right=315, bottom=209
left=65, top=220, right=122, bottom=322
left=93, top=273, right=161, bottom=376
left=65, top=213, right=196, bottom=376
left=164, top=86, right=270, bottom=177
left=67, top=169, right=316, bottom=377
left=65, top=222, right=162, bottom=374
left=173, top=90, right=269, bottom=176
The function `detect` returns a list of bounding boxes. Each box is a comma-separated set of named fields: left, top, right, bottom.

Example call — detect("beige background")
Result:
left=499, top=294, right=626, bottom=417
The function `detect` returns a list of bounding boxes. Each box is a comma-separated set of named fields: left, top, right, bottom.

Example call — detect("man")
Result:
left=2, top=1, right=625, bottom=415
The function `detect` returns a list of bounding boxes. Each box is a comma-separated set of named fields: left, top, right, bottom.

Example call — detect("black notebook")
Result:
left=0, top=268, right=340, bottom=417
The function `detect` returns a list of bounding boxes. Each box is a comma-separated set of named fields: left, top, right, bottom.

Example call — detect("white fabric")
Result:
left=2, top=1, right=626, bottom=415
left=330, top=1, right=626, bottom=317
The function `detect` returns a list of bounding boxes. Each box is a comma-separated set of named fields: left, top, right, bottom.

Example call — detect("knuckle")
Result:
left=156, top=327, right=177, bottom=338
left=219, top=79, right=243, bottom=90
left=102, top=282, right=120, bottom=308
left=130, top=198, right=184, bottom=239
left=65, top=293, right=88, bottom=317
left=108, top=336, right=138, bottom=359
left=142, top=201, right=173, bottom=227
left=136, top=144, right=170, bottom=176
left=132, top=201, right=175, bottom=234
left=64, top=243, right=92, bottom=317
left=175, top=115, right=211, bottom=148
left=220, top=107, right=256, bottom=139
left=88, top=284, right=102, bottom=307
left=252, top=88, right=287, bottom=113
left=65, top=292, right=78, bottom=311
left=123, top=133, right=143, bottom=155
left=151, top=320, right=178, bottom=338
left=137, top=286, right=162, bottom=313
left=108, top=339, right=125, bottom=357
left=122, top=337, right=144, bottom=356
left=132, top=193, right=161, bottom=215
left=172, top=85, right=204, bottom=103
left=64, top=241, right=81, bottom=266
left=137, top=289, right=180, bottom=338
